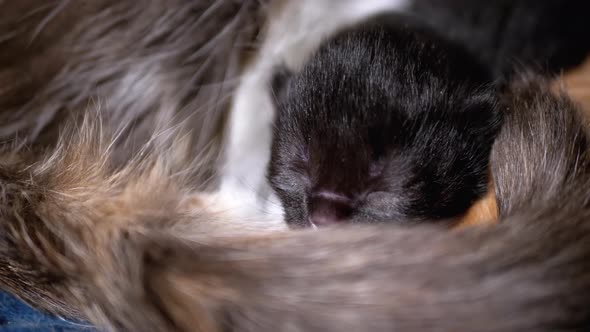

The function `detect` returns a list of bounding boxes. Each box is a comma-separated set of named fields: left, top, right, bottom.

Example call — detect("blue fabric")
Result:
left=0, top=292, right=96, bottom=332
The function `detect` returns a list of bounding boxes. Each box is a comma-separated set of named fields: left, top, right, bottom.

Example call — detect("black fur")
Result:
left=268, top=15, right=502, bottom=228
left=409, top=0, right=590, bottom=79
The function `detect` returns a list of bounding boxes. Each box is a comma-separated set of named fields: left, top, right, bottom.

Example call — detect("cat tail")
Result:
left=3, top=76, right=589, bottom=332
left=103, top=76, right=590, bottom=331
left=0, top=109, right=230, bottom=330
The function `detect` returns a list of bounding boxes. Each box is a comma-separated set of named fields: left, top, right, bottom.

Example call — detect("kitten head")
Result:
left=268, top=19, right=502, bottom=228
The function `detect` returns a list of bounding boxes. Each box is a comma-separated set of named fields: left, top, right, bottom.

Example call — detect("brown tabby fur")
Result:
left=1, top=1, right=590, bottom=331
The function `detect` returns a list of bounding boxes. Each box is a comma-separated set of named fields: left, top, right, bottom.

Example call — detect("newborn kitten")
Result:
left=217, top=0, right=409, bottom=221
left=220, top=0, right=590, bottom=225
left=269, top=14, right=502, bottom=228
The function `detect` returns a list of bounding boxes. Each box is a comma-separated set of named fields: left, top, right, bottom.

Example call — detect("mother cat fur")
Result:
left=0, top=0, right=590, bottom=331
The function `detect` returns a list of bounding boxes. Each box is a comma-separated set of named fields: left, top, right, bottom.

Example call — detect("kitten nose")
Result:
left=309, top=194, right=353, bottom=227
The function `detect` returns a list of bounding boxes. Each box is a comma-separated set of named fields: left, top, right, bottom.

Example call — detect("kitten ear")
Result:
left=270, top=65, right=293, bottom=104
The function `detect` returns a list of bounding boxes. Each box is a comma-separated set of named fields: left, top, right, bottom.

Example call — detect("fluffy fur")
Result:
left=98, top=77, right=590, bottom=331
left=0, top=0, right=262, bottom=181
left=2, top=77, right=589, bottom=331
left=1, top=1, right=590, bottom=331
